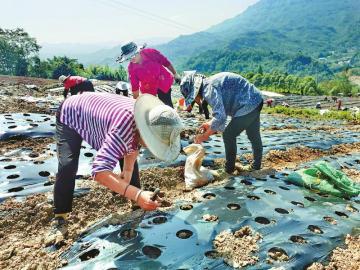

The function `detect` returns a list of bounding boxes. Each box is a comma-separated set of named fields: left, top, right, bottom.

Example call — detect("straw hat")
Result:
left=59, top=75, right=70, bottom=84
left=135, top=94, right=184, bottom=161
left=116, top=41, right=146, bottom=63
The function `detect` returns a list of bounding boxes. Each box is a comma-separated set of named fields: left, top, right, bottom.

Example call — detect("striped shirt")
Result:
left=60, top=93, right=137, bottom=176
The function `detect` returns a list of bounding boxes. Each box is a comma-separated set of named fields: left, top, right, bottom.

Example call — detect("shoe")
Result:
left=212, top=169, right=232, bottom=180
left=45, top=217, right=68, bottom=246
left=235, top=163, right=257, bottom=172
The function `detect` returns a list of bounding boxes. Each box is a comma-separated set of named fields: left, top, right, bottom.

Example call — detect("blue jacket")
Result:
left=202, top=72, right=263, bottom=131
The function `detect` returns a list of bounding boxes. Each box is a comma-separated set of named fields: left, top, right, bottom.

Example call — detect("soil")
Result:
left=0, top=75, right=58, bottom=96
left=0, top=181, right=129, bottom=270
left=213, top=226, right=262, bottom=268
left=0, top=97, right=52, bottom=114
left=0, top=75, right=359, bottom=269
left=307, top=235, right=360, bottom=270
left=0, top=137, right=54, bottom=155
left=342, top=168, right=360, bottom=183
left=202, top=214, right=219, bottom=222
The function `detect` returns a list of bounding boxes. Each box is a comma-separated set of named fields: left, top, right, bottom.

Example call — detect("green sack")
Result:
left=287, top=161, right=360, bottom=198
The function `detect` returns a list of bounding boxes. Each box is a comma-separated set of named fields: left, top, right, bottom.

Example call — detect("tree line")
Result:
left=0, top=28, right=358, bottom=96
left=243, top=69, right=359, bottom=96
left=0, top=28, right=126, bottom=81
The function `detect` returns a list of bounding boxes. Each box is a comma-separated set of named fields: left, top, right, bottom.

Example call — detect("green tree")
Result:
left=0, top=28, right=40, bottom=76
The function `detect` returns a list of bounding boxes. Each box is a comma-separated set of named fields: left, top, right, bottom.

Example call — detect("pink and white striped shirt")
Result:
left=60, top=93, right=137, bottom=176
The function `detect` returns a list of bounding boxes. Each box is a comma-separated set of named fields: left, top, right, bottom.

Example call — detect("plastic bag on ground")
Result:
left=287, top=161, right=360, bottom=198
left=184, top=144, right=214, bottom=189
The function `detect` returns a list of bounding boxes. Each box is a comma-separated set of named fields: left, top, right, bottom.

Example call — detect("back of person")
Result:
left=203, top=72, right=263, bottom=117
left=128, top=48, right=173, bottom=95
left=60, top=93, right=136, bottom=155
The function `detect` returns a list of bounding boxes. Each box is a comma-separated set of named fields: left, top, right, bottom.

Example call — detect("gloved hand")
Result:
left=137, top=190, right=161, bottom=211
left=174, top=73, right=182, bottom=84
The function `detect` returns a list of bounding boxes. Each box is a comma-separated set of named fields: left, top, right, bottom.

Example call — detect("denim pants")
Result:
left=54, top=112, right=140, bottom=214
left=223, top=102, right=263, bottom=173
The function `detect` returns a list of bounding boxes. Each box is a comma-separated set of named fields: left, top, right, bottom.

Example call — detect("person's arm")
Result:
left=132, top=90, right=139, bottom=99
left=94, top=171, right=159, bottom=211
left=120, top=150, right=138, bottom=183
left=195, top=86, right=226, bottom=143
left=128, top=64, right=140, bottom=99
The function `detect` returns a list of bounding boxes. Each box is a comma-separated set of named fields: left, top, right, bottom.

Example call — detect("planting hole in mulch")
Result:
left=291, top=201, right=304, bottom=207
left=227, top=203, right=241, bottom=210
left=203, top=193, right=216, bottom=200
left=39, top=171, right=50, bottom=177
left=8, top=187, right=24, bottom=192
left=4, top=165, right=16, bottom=169
left=335, top=211, right=349, bottom=218
left=7, top=174, right=20, bottom=179
left=29, top=152, right=39, bottom=158
left=346, top=204, right=358, bottom=213
left=119, top=229, right=137, bottom=240
left=180, top=204, right=193, bottom=210
left=34, top=161, right=44, bottom=164
left=152, top=216, right=167, bottom=224
left=290, top=235, right=307, bottom=244
left=275, top=208, right=289, bottom=214
left=43, top=181, right=53, bottom=186
left=176, top=229, right=193, bottom=239
left=8, top=125, right=17, bottom=129
left=84, top=152, right=93, bottom=157
left=308, top=225, right=323, bottom=234
left=79, top=248, right=100, bottom=261
left=255, top=217, right=271, bottom=224
left=1, top=158, right=12, bottom=162
left=267, top=247, right=289, bottom=262
left=247, top=195, right=260, bottom=200
left=279, top=186, right=290, bottom=190
left=142, top=245, right=161, bottom=259
left=30, top=123, right=38, bottom=127
left=224, top=186, right=235, bottom=190
left=323, top=216, right=337, bottom=225
left=264, top=189, right=276, bottom=195
left=205, top=250, right=221, bottom=259
left=304, top=196, right=316, bottom=202
left=241, top=179, right=253, bottom=185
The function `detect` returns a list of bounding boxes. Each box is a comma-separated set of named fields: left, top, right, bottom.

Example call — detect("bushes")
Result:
left=264, top=106, right=360, bottom=122
left=0, top=28, right=127, bottom=81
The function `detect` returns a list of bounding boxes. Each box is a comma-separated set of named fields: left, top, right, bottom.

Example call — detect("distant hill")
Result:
left=156, top=0, right=360, bottom=78
left=39, top=37, right=173, bottom=67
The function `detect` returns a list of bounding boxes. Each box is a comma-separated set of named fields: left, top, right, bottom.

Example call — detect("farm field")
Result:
left=0, top=76, right=359, bottom=270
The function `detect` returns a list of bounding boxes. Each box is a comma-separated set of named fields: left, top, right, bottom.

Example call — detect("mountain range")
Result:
left=42, top=0, right=360, bottom=78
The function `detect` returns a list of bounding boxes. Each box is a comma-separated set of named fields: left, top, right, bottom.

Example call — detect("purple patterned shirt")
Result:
left=60, top=93, right=137, bottom=176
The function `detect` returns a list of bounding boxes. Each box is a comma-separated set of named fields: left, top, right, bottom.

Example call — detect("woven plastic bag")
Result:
left=287, top=161, right=360, bottom=198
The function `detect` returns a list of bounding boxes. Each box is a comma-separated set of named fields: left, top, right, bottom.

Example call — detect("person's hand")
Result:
left=185, top=105, right=192, bottom=112
left=137, top=191, right=161, bottom=211
left=119, top=169, right=133, bottom=184
left=194, top=133, right=209, bottom=144
left=198, top=122, right=211, bottom=134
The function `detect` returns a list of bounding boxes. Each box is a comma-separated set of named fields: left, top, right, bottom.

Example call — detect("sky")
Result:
left=1, top=0, right=259, bottom=45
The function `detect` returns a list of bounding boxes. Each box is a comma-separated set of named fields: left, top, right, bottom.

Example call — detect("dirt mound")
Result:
left=213, top=226, right=262, bottom=268
left=0, top=137, right=54, bottom=155
left=0, top=97, right=52, bottom=114
left=307, top=234, right=360, bottom=270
